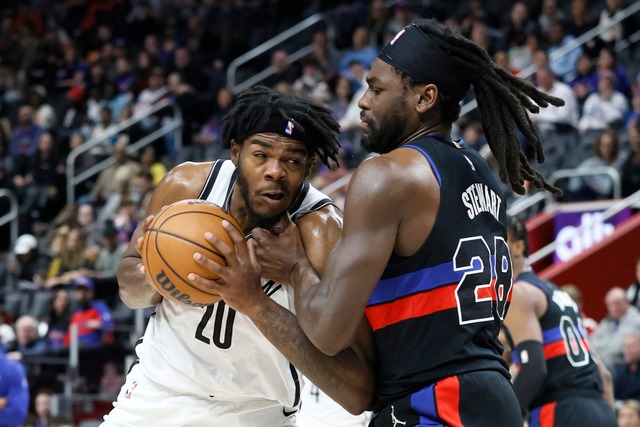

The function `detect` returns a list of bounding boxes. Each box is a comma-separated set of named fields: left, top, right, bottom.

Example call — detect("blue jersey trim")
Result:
left=542, top=327, right=563, bottom=345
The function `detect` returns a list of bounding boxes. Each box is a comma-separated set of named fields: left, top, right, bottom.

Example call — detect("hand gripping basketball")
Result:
left=141, top=199, right=243, bottom=307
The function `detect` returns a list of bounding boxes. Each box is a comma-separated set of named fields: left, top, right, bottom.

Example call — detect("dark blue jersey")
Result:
left=508, top=271, right=604, bottom=408
left=365, top=135, right=513, bottom=410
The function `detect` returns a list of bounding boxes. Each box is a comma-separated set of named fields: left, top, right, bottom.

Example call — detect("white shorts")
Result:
left=101, top=364, right=297, bottom=427
left=295, top=381, right=371, bottom=427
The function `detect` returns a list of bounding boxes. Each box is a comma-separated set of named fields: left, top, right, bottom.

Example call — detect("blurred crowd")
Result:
left=0, top=0, right=640, bottom=425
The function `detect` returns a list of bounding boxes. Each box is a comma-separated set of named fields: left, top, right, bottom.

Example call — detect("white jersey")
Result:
left=296, top=381, right=371, bottom=427
left=135, top=160, right=334, bottom=408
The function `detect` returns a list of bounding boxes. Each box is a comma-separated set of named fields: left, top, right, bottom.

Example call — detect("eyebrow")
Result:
left=249, top=138, right=308, bottom=156
left=365, top=75, right=378, bottom=86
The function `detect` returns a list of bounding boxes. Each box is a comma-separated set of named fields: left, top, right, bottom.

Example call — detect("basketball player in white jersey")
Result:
left=101, top=87, right=375, bottom=426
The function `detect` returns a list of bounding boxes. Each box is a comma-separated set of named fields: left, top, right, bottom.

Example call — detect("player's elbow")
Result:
left=312, top=334, right=350, bottom=356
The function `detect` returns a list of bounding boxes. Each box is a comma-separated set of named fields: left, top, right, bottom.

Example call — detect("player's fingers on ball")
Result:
left=222, top=220, right=246, bottom=246
left=142, top=215, right=154, bottom=231
left=193, top=251, right=225, bottom=275
left=188, top=272, right=224, bottom=292
left=204, top=230, right=239, bottom=262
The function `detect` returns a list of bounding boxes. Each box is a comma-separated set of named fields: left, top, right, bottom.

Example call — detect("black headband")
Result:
left=236, top=112, right=308, bottom=146
left=378, top=23, right=471, bottom=102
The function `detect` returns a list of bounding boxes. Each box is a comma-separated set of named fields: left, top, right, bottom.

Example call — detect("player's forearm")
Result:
left=291, top=260, right=354, bottom=356
left=117, top=256, right=162, bottom=309
left=250, top=298, right=374, bottom=414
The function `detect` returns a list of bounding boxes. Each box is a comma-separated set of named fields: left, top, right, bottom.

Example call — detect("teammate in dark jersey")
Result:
left=208, top=19, right=565, bottom=426
left=503, top=216, right=616, bottom=426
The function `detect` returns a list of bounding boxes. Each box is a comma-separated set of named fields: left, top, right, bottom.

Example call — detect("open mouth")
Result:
left=262, top=192, right=285, bottom=201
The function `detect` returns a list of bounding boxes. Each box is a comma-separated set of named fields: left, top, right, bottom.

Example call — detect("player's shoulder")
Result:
left=157, top=161, right=218, bottom=199
left=168, top=161, right=218, bottom=180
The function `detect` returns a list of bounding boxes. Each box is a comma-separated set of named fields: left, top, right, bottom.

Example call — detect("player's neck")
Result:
left=400, top=123, right=451, bottom=146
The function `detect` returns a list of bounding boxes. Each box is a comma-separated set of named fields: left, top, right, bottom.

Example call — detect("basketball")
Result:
left=141, top=199, right=243, bottom=307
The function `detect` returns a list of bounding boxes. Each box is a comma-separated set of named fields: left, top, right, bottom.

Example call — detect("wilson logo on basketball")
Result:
left=156, top=270, right=207, bottom=308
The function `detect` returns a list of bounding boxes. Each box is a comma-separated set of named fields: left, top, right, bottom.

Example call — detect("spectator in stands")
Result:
left=596, top=46, right=632, bottom=97
left=569, top=53, right=599, bottom=107
left=19, top=132, right=66, bottom=227
left=620, top=119, right=640, bottom=198
left=63, top=277, right=114, bottom=349
left=168, top=47, right=208, bottom=93
left=87, top=139, right=141, bottom=207
left=579, top=70, right=629, bottom=134
left=0, top=350, right=29, bottom=427
left=44, top=289, right=71, bottom=352
left=75, top=202, right=104, bottom=250
left=626, top=91, right=640, bottom=127
left=44, top=226, right=90, bottom=289
left=530, top=67, right=580, bottom=175
left=6, top=315, right=50, bottom=362
left=293, top=57, right=329, bottom=101
left=9, top=105, right=44, bottom=175
left=561, top=283, right=599, bottom=335
left=614, top=332, right=640, bottom=402
left=591, top=287, right=640, bottom=372
left=547, top=20, right=582, bottom=82
left=329, top=75, right=354, bottom=123
left=306, top=30, right=341, bottom=82
left=98, top=361, right=124, bottom=400
left=262, top=49, right=299, bottom=89
left=538, top=0, right=564, bottom=36
left=598, top=0, right=639, bottom=50
left=366, top=0, right=389, bottom=47
left=138, top=145, right=167, bottom=186
left=134, top=171, right=155, bottom=219
left=0, top=309, right=16, bottom=353
left=565, top=0, right=603, bottom=59
left=501, top=2, right=538, bottom=51
left=1, top=234, right=49, bottom=319
left=385, top=1, right=420, bottom=42
left=626, top=258, right=640, bottom=309
left=567, top=129, right=625, bottom=200
left=338, top=26, right=378, bottom=77
left=24, top=389, right=53, bottom=427
left=58, top=87, right=89, bottom=140
left=28, top=85, right=55, bottom=130
left=619, top=399, right=640, bottom=427
left=508, top=29, right=540, bottom=73
left=493, top=50, right=519, bottom=75
left=133, top=66, right=167, bottom=133
left=88, top=106, right=116, bottom=159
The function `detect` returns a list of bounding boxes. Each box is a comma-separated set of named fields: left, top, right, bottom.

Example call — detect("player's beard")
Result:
left=236, top=166, right=287, bottom=231
left=360, top=112, right=406, bottom=154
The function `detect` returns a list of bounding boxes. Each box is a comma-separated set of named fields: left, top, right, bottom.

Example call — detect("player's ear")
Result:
left=416, top=83, right=438, bottom=114
left=230, top=140, right=240, bottom=165
left=304, top=156, right=316, bottom=179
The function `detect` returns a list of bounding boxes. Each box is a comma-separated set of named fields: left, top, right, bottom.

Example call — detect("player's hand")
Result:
left=135, top=214, right=155, bottom=276
left=251, top=215, right=307, bottom=285
left=189, top=220, right=269, bottom=318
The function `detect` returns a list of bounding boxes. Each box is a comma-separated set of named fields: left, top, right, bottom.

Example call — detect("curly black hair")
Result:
left=221, top=86, right=341, bottom=167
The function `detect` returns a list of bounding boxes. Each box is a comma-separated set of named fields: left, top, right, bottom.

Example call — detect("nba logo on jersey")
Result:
left=285, top=120, right=295, bottom=135
left=125, top=381, right=138, bottom=399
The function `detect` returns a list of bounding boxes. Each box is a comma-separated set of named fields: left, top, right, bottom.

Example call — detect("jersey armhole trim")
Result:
left=404, top=144, right=442, bottom=187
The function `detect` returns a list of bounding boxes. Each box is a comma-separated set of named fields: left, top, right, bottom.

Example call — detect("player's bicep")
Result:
left=320, top=162, right=403, bottom=313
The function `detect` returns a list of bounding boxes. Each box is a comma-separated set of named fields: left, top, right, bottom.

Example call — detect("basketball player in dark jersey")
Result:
left=204, top=19, right=565, bottom=426
left=503, top=216, right=617, bottom=427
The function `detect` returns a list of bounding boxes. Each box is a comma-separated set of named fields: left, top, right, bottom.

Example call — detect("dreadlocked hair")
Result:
left=221, top=86, right=341, bottom=167
left=416, top=19, right=565, bottom=195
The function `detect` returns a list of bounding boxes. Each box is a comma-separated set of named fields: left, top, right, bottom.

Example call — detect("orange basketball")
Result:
left=141, top=199, right=243, bottom=307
